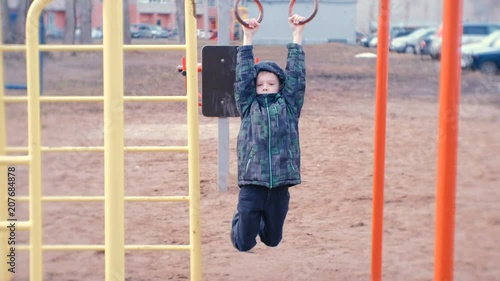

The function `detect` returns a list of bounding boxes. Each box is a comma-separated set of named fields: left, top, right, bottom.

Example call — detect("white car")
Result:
left=462, top=30, right=500, bottom=55
left=461, top=30, right=500, bottom=68
left=430, top=23, right=500, bottom=60
left=390, top=27, right=436, bottom=54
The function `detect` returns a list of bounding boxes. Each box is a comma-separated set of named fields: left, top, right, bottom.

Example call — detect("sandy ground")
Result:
left=3, top=39, right=500, bottom=281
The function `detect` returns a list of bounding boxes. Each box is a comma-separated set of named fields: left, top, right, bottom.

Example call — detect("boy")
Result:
left=230, top=14, right=307, bottom=252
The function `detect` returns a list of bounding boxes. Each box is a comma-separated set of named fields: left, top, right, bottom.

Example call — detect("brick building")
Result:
left=41, top=0, right=217, bottom=32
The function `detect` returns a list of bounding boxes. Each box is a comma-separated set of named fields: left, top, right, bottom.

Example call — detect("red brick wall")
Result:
left=129, top=3, right=139, bottom=24
left=91, top=1, right=102, bottom=28
left=55, top=11, right=65, bottom=30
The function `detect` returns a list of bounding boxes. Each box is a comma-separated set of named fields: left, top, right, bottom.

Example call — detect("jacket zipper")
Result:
left=265, top=97, right=273, bottom=188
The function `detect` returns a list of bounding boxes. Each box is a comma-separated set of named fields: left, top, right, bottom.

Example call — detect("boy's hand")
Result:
left=242, top=18, right=260, bottom=45
left=288, top=14, right=306, bottom=44
left=243, top=18, right=260, bottom=37
left=288, top=14, right=306, bottom=34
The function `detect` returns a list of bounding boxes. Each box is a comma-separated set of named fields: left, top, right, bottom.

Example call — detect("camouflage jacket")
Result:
left=234, top=44, right=306, bottom=188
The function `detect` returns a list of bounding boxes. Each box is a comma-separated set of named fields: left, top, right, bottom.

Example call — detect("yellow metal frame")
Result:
left=0, top=0, right=201, bottom=280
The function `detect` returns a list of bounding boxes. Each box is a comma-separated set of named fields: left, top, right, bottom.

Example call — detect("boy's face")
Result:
left=256, top=71, right=280, bottom=94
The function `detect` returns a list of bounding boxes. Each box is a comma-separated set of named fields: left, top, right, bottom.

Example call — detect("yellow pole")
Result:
left=0, top=3, right=11, bottom=279
left=185, top=1, right=202, bottom=280
left=26, top=0, right=45, bottom=280
left=103, top=0, right=125, bottom=280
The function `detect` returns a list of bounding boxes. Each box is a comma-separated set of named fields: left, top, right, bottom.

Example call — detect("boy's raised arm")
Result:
left=234, top=19, right=260, bottom=117
left=283, top=15, right=307, bottom=117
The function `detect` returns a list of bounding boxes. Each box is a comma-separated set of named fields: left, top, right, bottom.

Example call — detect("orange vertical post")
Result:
left=434, top=0, right=463, bottom=280
left=371, top=0, right=390, bottom=280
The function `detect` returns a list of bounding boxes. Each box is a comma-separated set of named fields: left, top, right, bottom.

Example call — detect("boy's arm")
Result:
left=283, top=43, right=306, bottom=117
left=234, top=18, right=259, bottom=117
left=234, top=45, right=257, bottom=117
left=283, top=15, right=306, bottom=117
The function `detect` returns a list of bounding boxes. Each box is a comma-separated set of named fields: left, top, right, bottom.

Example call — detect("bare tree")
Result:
left=78, top=0, right=92, bottom=44
left=175, top=0, right=185, bottom=44
left=64, top=0, right=76, bottom=44
left=1, top=0, right=11, bottom=43
left=13, top=0, right=28, bottom=43
left=124, top=0, right=131, bottom=44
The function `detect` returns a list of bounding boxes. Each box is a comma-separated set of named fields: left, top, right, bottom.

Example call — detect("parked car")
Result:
left=461, top=30, right=500, bottom=55
left=462, top=35, right=500, bottom=70
left=390, top=27, right=436, bottom=54
left=369, top=36, right=378, bottom=48
left=197, top=29, right=214, bottom=39
left=92, top=27, right=103, bottom=39
left=46, top=27, right=64, bottom=39
left=166, top=28, right=178, bottom=38
left=356, top=31, right=365, bottom=45
left=417, top=33, right=436, bottom=56
left=150, top=25, right=169, bottom=38
left=429, top=23, right=500, bottom=60
left=390, top=28, right=416, bottom=40
left=360, top=33, right=377, bottom=47
left=463, top=49, right=500, bottom=75
left=130, top=23, right=154, bottom=38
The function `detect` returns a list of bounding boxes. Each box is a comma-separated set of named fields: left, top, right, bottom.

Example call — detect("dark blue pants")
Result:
left=231, top=184, right=290, bottom=252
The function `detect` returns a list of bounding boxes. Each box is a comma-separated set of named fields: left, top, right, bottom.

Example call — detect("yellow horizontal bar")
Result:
left=0, top=45, right=26, bottom=51
left=124, top=45, right=187, bottom=51
left=0, top=155, right=30, bottom=165
left=0, top=221, right=31, bottom=231
left=126, top=146, right=189, bottom=152
left=16, top=196, right=189, bottom=202
left=2, top=96, right=188, bottom=103
left=127, top=245, right=190, bottom=251
left=6, top=146, right=189, bottom=153
left=8, top=146, right=103, bottom=153
left=16, top=244, right=190, bottom=251
left=124, top=96, right=188, bottom=102
left=0, top=44, right=186, bottom=52
left=41, top=45, right=102, bottom=51
left=3, top=96, right=102, bottom=103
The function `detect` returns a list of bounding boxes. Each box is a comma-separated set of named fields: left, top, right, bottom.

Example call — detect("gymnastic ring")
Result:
left=289, top=0, right=318, bottom=25
left=234, top=0, right=263, bottom=29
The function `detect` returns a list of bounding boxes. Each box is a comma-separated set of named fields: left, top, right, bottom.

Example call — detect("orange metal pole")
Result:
left=371, top=0, right=390, bottom=280
left=434, top=0, right=463, bottom=280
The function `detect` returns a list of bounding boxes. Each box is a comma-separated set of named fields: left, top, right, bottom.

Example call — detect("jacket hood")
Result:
left=255, top=61, right=286, bottom=85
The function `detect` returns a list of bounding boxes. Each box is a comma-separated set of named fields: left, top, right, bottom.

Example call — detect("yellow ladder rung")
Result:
left=6, top=146, right=189, bottom=153
left=0, top=44, right=187, bottom=52
left=2, top=96, right=188, bottom=103
left=0, top=155, right=30, bottom=165
left=16, top=244, right=191, bottom=251
left=15, top=196, right=189, bottom=202
left=0, top=221, right=31, bottom=231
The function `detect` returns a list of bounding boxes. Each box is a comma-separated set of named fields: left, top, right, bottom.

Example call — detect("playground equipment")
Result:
left=234, top=0, right=319, bottom=28
left=4, top=12, right=45, bottom=92
left=1, top=0, right=463, bottom=279
left=0, top=0, right=201, bottom=281
left=176, top=58, right=203, bottom=106
left=371, top=0, right=462, bottom=280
